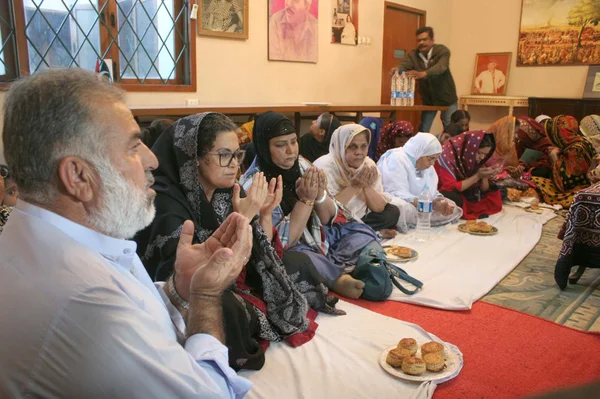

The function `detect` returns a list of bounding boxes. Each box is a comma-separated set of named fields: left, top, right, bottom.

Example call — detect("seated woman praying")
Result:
left=377, top=133, right=462, bottom=231
left=435, top=131, right=503, bottom=220
left=375, top=120, right=416, bottom=161
left=531, top=115, right=595, bottom=207
left=299, top=112, right=341, bottom=162
left=241, top=112, right=381, bottom=300
left=515, top=116, right=561, bottom=179
left=135, top=112, right=342, bottom=371
left=313, top=124, right=400, bottom=234
left=450, top=110, right=471, bottom=134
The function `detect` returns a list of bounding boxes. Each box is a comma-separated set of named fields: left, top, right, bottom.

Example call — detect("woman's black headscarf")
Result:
left=253, top=111, right=303, bottom=216
left=135, top=112, right=336, bottom=342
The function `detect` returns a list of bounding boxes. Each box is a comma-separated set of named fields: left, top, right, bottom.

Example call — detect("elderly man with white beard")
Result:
left=0, top=69, right=253, bottom=398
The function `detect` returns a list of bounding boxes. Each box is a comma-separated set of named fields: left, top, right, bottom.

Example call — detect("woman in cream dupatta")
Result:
left=314, top=124, right=401, bottom=233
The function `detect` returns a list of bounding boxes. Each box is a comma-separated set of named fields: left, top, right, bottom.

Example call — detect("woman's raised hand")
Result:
left=261, top=175, right=283, bottom=214
left=233, top=172, right=268, bottom=220
left=295, top=167, right=319, bottom=202
left=477, top=166, right=497, bottom=179
left=364, top=166, right=379, bottom=187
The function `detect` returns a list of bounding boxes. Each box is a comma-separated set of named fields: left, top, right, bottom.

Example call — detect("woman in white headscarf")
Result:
left=377, top=132, right=462, bottom=229
left=314, top=124, right=401, bottom=234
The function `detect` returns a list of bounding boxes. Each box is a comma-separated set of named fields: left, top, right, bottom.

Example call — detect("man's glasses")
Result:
left=207, top=150, right=246, bottom=167
left=0, top=165, right=8, bottom=178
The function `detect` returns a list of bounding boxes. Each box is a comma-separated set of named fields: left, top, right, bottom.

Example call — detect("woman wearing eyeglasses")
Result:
left=135, top=113, right=342, bottom=371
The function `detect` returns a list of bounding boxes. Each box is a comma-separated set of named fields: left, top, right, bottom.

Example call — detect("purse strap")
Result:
left=370, top=250, right=423, bottom=295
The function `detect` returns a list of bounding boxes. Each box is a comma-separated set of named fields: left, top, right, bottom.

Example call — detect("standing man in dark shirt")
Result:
left=393, top=26, right=458, bottom=133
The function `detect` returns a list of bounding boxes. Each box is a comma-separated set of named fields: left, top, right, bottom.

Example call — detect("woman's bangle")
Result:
left=299, top=197, right=315, bottom=207
left=314, top=190, right=327, bottom=205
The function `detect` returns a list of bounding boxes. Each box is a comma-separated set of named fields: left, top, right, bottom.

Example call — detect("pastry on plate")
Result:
left=423, top=353, right=445, bottom=372
left=466, top=219, right=477, bottom=226
left=421, top=341, right=445, bottom=358
left=401, top=356, right=426, bottom=376
left=397, top=338, right=418, bottom=355
left=386, top=347, right=411, bottom=368
left=387, top=246, right=413, bottom=258
left=469, top=221, right=493, bottom=233
left=507, top=188, right=522, bottom=202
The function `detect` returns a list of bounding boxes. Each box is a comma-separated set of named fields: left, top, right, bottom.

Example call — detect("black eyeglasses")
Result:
left=207, top=150, right=246, bottom=167
left=0, top=165, right=8, bottom=178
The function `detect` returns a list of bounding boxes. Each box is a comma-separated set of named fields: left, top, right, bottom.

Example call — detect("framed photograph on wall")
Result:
left=517, top=0, right=600, bottom=66
left=583, top=66, right=600, bottom=99
left=471, top=52, right=512, bottom=96
left=268, top=0, right=319, bottom=63
left=198, top=0, right=249, bottom=40
left=331, top=0, right=358, bottom=46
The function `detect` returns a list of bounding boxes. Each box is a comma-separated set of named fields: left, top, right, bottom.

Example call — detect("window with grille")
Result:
left=0, top=1, right=19, bottom=82
left=2, top=0, right=195, bottom=90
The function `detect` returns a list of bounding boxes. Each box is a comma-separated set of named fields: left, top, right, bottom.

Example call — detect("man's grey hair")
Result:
left=2, top=68, right=125, bottom=205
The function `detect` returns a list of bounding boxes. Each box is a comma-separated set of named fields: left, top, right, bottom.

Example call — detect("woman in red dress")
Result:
left=435, top=131, right=503, bottom=220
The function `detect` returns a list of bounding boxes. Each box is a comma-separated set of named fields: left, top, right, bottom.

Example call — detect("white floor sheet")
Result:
left=240, top=300, right=463, bottom=399
left=383, top=206, right=556, bottom=310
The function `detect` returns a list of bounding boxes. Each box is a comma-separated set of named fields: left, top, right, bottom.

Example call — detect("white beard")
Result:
left=87, top=157, right=156, bottom=240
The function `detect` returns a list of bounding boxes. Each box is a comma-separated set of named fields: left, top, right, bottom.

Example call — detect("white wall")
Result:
left=450, top=0, right=589, bottom=130
left=0, top=0, right=455, bottom=163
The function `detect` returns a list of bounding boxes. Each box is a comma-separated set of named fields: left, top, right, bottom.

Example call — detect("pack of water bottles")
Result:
left=391, top=71, right=416, bottom=107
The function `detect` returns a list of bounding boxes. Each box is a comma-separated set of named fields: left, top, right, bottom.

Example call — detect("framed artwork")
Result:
left=517, top=0, right=600, bottom=66
left=331, top=0, right=359, bottom=46
left=198, top=0, right=249, bottom=40
left=268, top=0, right=319, bottom=63
left=471, top=52, right=512, bottom=96
left=583, top=66, right=600, bottom=98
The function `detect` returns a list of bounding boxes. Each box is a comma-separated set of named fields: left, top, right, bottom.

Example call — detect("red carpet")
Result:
left=343, top=298, right=600, bottom=399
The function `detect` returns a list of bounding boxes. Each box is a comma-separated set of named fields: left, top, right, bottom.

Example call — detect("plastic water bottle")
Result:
left=391, top=70, right=399, bottom=105
left=399, top=71, right=408, bottom=106
left=407, top=75, right=416, bottom=106
left=416, top=185, right=433, bottom=241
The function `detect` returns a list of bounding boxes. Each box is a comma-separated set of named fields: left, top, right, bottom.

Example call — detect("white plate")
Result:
left=379, top=342, right=461, bottom=383
left=301, top=102, right=331, bottom=106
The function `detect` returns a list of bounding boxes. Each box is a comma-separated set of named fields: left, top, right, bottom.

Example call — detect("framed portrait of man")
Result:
left=471, top=52, right=512, bottom=96
left=198, top=0, right=249, bottom=40
left=268, top=0, right=319, bottom=63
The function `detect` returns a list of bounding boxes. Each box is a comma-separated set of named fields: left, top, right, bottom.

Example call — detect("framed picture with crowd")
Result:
left=198, top=0, right=249, bottom=40
left=517, top=0, right=600, bottom=66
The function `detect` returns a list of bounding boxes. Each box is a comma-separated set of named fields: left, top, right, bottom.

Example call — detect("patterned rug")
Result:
left=482, top=215, right=600, bottom=332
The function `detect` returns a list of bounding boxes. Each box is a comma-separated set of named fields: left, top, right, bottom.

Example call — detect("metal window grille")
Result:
left=0, top=1, right=19, bottom=81
left=18, top=0, right=189, bottom=84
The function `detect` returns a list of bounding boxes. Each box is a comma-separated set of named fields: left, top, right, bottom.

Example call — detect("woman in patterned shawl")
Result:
left=375, top=120, right=416, bottom=161
left=241, top=112, right=379, bottom=300
left=531, top=115, right=595, bottom=207
left=515, top=116, right=560, bottom=178
left=135, top=112, right=341, bottom=371
left=435, top=131, right=503, bottom=220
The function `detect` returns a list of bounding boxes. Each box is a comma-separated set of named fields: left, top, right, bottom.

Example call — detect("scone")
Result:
left=507, top=188, right=522, bottom=202
left=397, top=338, right=418, bottom=355
left=421, top=341, right=445, bottom=358
left=466, top=219, right=477, bottom=226
left=393, top=247, right=412, bottom=258
left=423, top=353, right=445, bottom=372
left=401, top=356, right=426, bottom=376
left=386, top=347, right=411, bottom=368
left=472, top=221, right=492, bottom=233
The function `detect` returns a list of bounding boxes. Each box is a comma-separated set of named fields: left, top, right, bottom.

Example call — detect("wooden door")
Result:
left=380, top=2, right=425, bottom=128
